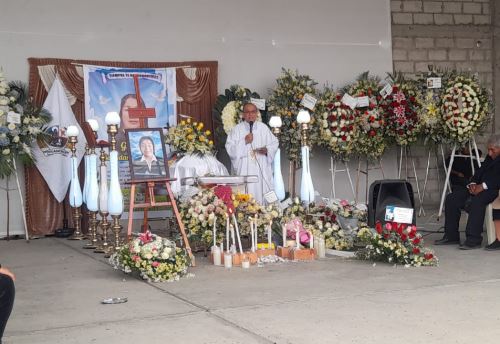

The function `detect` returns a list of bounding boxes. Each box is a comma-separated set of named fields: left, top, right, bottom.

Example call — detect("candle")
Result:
left=224, top=252, right=232, bottom=269
left=226, top=216, right=230, bottom=253
left=254, top=214, right=258, bottom=248
left=232, top=214, right=243, bottom=254
left=213, top=245, right=221, bottom=266
left=230, top=224, right=236, bottom=253
left=309, top=232, right=314, bottom=249
left=268, top=221, right=272, bottom=247
left=282, top=224, right=286, bottom=247
left=242, top=260, right=250, bottom=269
left=212, top=216, right=217, bottom=248
left=250, top=219, right=255, bottom=252
left=296, top=228, right=300, bottom=249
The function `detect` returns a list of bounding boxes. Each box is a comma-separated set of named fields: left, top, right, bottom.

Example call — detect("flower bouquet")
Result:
left=110, top=231, right=190, bottom=282
left=0, top=72, right=51, bottom=178
left=165, top=118, right=214, bottom=156
left=441, top=73, right=491, bottom=145
left=233, top=192, right=280, bottom=240
left=268, top=68, right=318, bottom=162
left=317, top=87, right=356, bottom=161
left=356, top=222, right=438, bottom=267
left=381, top=73, right=422, bottom=147
left=344, top=72, right=387, bottom=161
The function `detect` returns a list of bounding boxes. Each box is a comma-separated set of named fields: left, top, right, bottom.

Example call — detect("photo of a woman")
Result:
left=126, top=129, right=168, bottom=180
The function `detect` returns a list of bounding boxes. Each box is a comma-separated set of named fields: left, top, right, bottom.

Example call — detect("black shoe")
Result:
left=459, top=242, right=482, bottom=250
left=485, top=239, right=500, bottom=251
left=434, top=237, right=460, bottom=245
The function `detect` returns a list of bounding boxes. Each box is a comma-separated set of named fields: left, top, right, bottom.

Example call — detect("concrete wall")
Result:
left=390, top=0, right=497, bottom=206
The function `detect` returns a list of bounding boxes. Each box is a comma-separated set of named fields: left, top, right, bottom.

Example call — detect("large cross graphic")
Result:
left=127, top=74, right=156, bottom=128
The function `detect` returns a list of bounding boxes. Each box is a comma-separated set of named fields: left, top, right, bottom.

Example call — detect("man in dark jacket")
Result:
left=436, top=134, right=500, bottom=249
left=0, top=265, right=15, bottom=344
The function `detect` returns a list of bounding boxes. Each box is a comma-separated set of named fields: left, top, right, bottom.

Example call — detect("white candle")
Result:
left=230, top=224, right=236, bottom=253
left=212, top=216, right=217, bottom=248
left=282, top=225, right=287, bottom=247
left=232, top=214, right=243, bottom=254
left=250, top=219, right=255, bottom=252
left=268, top=221, right=272, bottom=247
left=309, top=232, right=314, bottom=249
left=224, top=252, right=232, bottom=268
left=254, top=214, right=258, bottom=248
left=226, top=215, right=230, bottom=253
left=296, top=228, right=300, bottom=249
left=242, top=260, right=250, bottom=269
left=213, top=245, right=221, bottom=266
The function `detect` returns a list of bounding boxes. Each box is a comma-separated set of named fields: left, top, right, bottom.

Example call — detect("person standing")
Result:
left=436, top=134, right=500, bottom=249
left=0, top=265, right=15, bottom=344
left=226, top=102, right=279, bottom=204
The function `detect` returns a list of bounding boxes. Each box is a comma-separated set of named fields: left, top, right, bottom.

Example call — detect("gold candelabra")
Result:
left=68, top=134, right=85, bottom=240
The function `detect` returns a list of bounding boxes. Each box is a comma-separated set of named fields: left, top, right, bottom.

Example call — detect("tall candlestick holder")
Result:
left=84, top=124, right=100, bottom=249
left=297, top=109, right=315, bottom=204
left=94, top=143, right=112, bottom=255
left=67, top=125, right=85, bottom=240
left=105, top=112, right=124, bottom=253
left=269, top=116, right=285, bottom=202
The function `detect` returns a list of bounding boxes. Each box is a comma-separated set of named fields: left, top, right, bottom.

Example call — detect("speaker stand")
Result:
left=398, top=145, right=423, bottom=217
left=355, top=158, right=385, bottom=204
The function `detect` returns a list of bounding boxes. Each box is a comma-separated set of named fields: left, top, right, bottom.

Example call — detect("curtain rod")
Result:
left=70, top=62, right=192, bottom=69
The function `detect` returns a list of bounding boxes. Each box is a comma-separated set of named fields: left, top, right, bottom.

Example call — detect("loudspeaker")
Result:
left=368, top=179, right=416, bottom=227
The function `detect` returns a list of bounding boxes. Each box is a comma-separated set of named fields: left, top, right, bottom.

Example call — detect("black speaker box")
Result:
left=368, top=179, right=416, bottom=227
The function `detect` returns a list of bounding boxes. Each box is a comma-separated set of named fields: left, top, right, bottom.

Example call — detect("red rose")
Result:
left=369, top=130, right=376, bottom=137
left=369, top=103, right=375, bottom=109
left=327, top=103, right=334, bottom=110
left=412, top=237, right=421, bottom=245
left=413, top=248, right=420, bottom=254
left=410, top=96, right=416, bottom=102
left=349, top=125, right=354, bottom=131
left=342, top=136, right=347, bottom=141
left=336, top=95, right=342, bottom=101
left=424, top=253, right=434, bottom=260
left=341, top=114, right=346, bottom=120
left=401, top=234, right=408, bottom=241
left=375, top=222, right=383, bottom=234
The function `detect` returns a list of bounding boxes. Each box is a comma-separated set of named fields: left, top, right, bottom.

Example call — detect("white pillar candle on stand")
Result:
left=87, top=153, right=99, bottom=212
left=224, top=252, right=232, bottom=268
left=250, top=218, right=255, bottom=252
left=230, top=224, right=236, bottom=253
left=296, top=228, right=300, bottom=249
left=212, top=216, right=217, bottom=249
left=254, top=214, right=258, bottom=247
left=213, top=245, right=221, bottom=266
left=226, top=215, right=230, bottom=253
left=309, top=232, right=314, bottom=249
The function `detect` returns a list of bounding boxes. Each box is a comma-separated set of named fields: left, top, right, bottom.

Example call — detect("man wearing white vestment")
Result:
left=226, top=103, right=279, bottom=204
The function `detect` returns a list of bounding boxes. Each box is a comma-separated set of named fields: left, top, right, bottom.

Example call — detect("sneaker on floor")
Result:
left=485, top=239, right=500, bottom=251
left=459, top=242, right=482, bottom=250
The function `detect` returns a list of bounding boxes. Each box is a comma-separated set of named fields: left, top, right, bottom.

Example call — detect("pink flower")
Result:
left=152, top=261, right=160, bottom=268
left=139, top=231, right=153, bottom=244
left=340, top=200, right=349, bottom=207
left=132, top=255, right=140, bottom=261
left=384, top=223, right=392, bottom=231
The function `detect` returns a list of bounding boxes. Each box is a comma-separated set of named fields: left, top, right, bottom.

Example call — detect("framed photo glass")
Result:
left=125, top=128, right=169, bottom=181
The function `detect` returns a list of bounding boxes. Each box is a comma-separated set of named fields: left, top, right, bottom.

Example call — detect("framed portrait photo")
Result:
left=125, top=128, right=169, bottom=181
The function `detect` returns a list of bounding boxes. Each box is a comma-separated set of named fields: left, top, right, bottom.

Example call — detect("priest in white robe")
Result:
left=226, top=102, right=279, bottom=204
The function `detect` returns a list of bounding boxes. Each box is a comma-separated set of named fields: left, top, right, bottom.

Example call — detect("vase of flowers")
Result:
left=165, top=118, right=214, bottom=157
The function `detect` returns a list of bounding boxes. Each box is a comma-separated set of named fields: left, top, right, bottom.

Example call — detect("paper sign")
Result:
left=7, top=111, right=21, bottom=124
left=426, top=77, right=442, bottom=89
left=300, top=93, right=318, bottom=110
left=250, top=97, right=266, bottom=110
left=264, top=190, right=278, bottom=204
left=341, top=93, right=357, bottom=109
left=380, top=83, right=393, bottom=99
left=356, top=96, right=369, bottom=108
left=280, top=198, right=293, bottom=210
left=385, top=206, right=414, bottom=224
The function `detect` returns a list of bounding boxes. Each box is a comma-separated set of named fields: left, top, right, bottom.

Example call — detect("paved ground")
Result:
left=1, top=213, right=500, bottom=343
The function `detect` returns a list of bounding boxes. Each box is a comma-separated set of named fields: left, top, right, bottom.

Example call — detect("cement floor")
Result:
left=1, top=213, right=500, bottom=343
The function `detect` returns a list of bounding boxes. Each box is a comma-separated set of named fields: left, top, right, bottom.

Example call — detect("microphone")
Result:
left=249, top=121, right=254, bottom=133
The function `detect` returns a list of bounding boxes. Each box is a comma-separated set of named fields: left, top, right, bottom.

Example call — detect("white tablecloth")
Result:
left=170, top=154, right=229, bottom=196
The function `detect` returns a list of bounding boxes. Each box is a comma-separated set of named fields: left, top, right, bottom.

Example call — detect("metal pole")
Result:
left=345, top=161, right=356, bottom=199
left=438, top=145, right=456, bottom=219
left=419, top=149, right=431, bottom=217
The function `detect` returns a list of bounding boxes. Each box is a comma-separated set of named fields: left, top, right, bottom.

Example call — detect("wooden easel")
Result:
left=126, top=177, right=195, bottom=266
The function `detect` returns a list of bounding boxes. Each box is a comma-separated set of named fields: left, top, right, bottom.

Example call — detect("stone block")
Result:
left=429, top=49, right=447, bottom=60
left=442, top=2, right=462, bottom=13
left=435, top=38, right=455, bottom=48
left=473, top=14, right=490, bottom=25
left=415, top=62, right=431, bottom=72
left=392, top=49, right=408, bottom=60
left=463, top=2, right=482, bottom=14
left=391, top=1, right=403, bottom=12
left=402, top=1, right=423, bottom=12
left=482, top=3, right=490, bottom=14
left=393, top=13, right=413, bottom=24
left=394, top=61, right=414, bottom=73
left=414, top=13, right=434, bottom=24
left=454, top=14, right=473, bottom=24
left=456, top=38, right=475, bottom=48
left=469, top=50, right=485, bottom=61
left=409, top=50, right=428, bottom=60
left=434, top=13, right=454, bottom=25
left=433, top=61, right=456, bottom=70
left=423, top=1, right=443, bottom=13
left=415, top=38, right=434, bottom=48
left=393, top=37, right=414, bottom=49
left=449, top=49, right=467, bottom=60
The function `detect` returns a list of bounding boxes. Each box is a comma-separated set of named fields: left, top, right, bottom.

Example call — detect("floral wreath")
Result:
left=381, top=74, right=422, bottom=146
left=0, top=72, right=51, bottom=179
left=267, top=68, right=318, bottom=163
left=317, top=87, right=356, bottom=161
left=344, top=73, right=386, bottom=161
left=441, top=73, right=491, bottom=145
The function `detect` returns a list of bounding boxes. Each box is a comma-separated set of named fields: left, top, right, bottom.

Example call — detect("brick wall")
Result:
left=390, top=0, right=496, bottom=206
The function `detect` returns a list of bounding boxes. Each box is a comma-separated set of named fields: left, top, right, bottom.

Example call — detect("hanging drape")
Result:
left=26, top=58, right=218, bottom=236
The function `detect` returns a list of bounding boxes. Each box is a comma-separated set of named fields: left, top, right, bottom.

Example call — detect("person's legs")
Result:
left=494, top=210, right=500, bottom=240
left=464, top=190, right=499, bottom=245
left=0, top=274, right=15, bottom=343
left=443, top=188, right=469, bottom=241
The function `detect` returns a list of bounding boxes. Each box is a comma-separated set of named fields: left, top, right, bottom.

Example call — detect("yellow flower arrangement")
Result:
left=166, top=118, right=214, bottom=156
